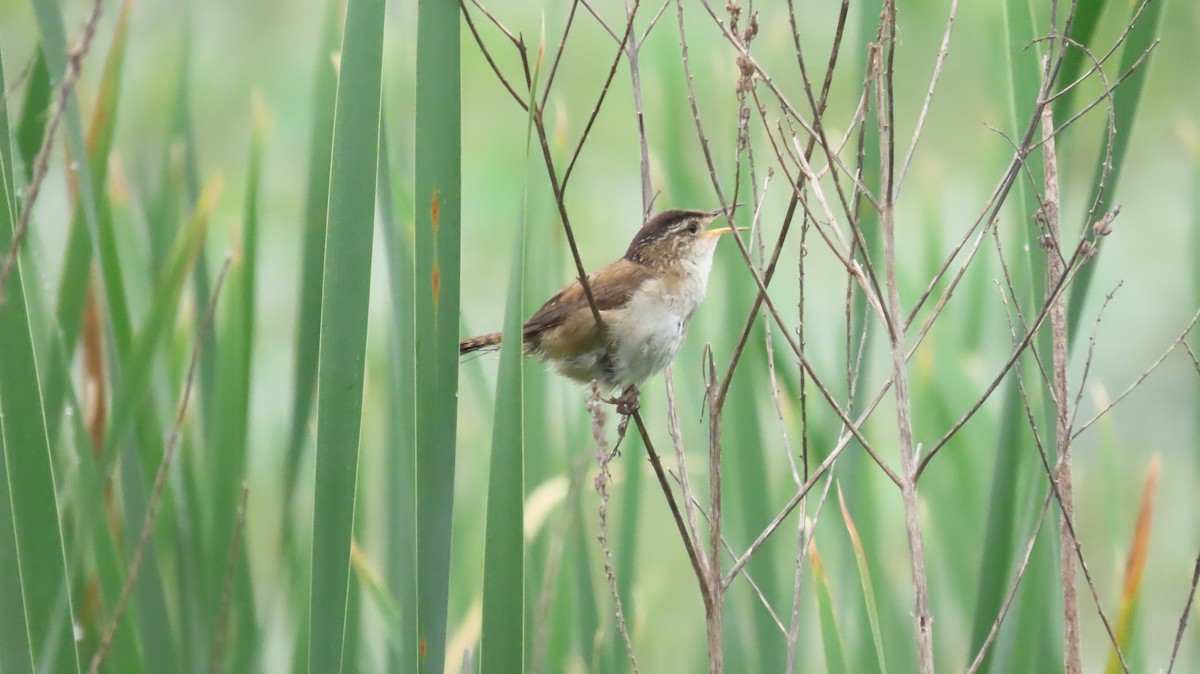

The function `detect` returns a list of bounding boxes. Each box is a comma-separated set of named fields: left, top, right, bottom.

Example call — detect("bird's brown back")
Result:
left=523, top=258, right=654, bottom=357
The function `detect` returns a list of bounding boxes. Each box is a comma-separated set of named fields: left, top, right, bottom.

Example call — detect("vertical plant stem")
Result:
left=705, top=353, right=723, bottom=674
left=877, top=5, right=933, bottom=671
left=622, top=0, right=652, bottom=214
left=1041, top=106, right=1080, bottom=674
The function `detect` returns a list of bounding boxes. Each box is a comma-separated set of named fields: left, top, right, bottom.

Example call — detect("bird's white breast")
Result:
left=608, top=258, right=712, bottom=388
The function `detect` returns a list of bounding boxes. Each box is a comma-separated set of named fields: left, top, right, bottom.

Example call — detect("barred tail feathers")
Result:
left=459, top=332, right=502, bottom=354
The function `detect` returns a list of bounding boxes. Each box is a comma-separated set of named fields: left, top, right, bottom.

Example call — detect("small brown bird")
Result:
left=460, top=208, right=741, bottom=411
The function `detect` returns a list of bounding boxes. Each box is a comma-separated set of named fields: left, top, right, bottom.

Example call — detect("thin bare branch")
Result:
left=1041, top=103, right=1081, bottom=674
left=89, top=255, right=232, bottom=674
left=587, top=387, right=640, bottom=673
left=211, top=484, right=250, bottom=674
left=1072, top=304, right=1200, bottom=439
left=1165, top=550, right=1200, bottom=674
left=674, top=0, right=899, bottom=488
left=560, top=5, right=640, bottom=192
left=539, top=0, right=581, bottom=111
left=702, top=345, right=724, bottom=673
left=0, top=0, right=106, bottom=304
left=895, top=0, right=958, bottom=197
left=664, top=368, right=705, bottom=565
left=632, top=409, right=713, bottom=613
left=965, top=492, right=1053, bottom=674
left=460, top=0, right=529, bottom=111
left=877, top=3, right=934, bottom=667
left=1071, top=283, right=1123, bottom=430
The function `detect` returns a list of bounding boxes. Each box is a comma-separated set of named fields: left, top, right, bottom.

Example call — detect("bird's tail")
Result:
left=459, top=332, right=502, bottom=354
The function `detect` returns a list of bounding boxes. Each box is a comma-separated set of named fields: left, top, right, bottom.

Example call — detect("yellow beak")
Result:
left=703, top=225, right=748, bottom=238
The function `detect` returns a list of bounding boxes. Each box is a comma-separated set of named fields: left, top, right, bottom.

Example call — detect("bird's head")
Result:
left=624, top=207, right=743, bottom=272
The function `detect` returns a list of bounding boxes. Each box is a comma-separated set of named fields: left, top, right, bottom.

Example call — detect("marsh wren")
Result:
left=460, top=208, right=741, bottom=412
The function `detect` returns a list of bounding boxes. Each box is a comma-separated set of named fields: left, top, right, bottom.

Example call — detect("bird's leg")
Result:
left=610, top=384, right=641, bottom=417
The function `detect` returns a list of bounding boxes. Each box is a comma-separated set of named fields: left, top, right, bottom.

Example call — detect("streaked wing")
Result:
left=523, top=259, right=653, bottom=346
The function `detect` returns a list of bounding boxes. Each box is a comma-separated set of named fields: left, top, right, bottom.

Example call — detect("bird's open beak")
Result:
left=702, top=225, right=748, bottom=238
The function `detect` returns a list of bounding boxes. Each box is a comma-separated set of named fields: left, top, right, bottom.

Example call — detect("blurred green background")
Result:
left=1, top=0, right=1199, bottom=671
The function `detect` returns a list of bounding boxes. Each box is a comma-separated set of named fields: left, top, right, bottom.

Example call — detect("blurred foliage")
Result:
left=0, top=0, right=1197, bottom=671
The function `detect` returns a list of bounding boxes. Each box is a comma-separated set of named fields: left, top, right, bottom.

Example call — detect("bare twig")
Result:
left=1069, top=283, right=1123, bottom=432
left=702, top=347, right=723, bottom=673
left=915, top=234, right=1093, bottom=477
left=0, top=0, right=106, bottom=304
left=965, top=492, right=1053, bottom=674
left=997, top=269, right=1132, bottom=674
left=895, top=0, right=958, bottom=197
left=88, top=255, right=232, bottom=674
left=674, top=0, right=900, bottom=488
left=460, top=0, right=528, bottom=110
left=623, top=0, right=653, bottom=213
left=561, top=5, right=640, bottom=193
left=1072, top=304, right=1200, bottom=439
left=876, top=4, right=934, bottom=669
left=211, top=484, right=250, bottom=674
left=631, top=409, right=713, bottom=613
left=539, top=0, right=581, bottom=111
left=587, top=387, right=640, bottom=673
left=664, top=368, right=705, bottom=561
left=1040, top=103, right=1081, bottom=674
left=1165, top=550, right=1200, bottom=674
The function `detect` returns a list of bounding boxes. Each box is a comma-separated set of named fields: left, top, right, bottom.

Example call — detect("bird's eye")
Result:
left=686, top=222, right=699, bottom=234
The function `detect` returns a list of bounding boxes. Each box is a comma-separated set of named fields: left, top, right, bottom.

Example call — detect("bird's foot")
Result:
left=607, top=385, right=641, bottom=417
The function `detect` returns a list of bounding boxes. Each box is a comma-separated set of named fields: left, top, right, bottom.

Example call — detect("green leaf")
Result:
left=285, top=0, right=343, bottom=507
left=0, top=48, right=82, bottom=674
left=480, top=214, right=526, bottom=673
left=378, top=116, right=418, bottom=669
left=207, top=95, right=267, bottom=673
left=838, top=485, right=887, bottom=674
left=1066, top=0, right=1166, bottom=339
left=99, top=176, right=221, bottom=471
left=810, top=538, right=849, bottom=674
left=1051, top=0, right=1110, bottom=122
left=306, top=0, right=385, bottom=669
left=414, top=0, right=461, bottom=670
left=15, top=48, right=51, bottom=181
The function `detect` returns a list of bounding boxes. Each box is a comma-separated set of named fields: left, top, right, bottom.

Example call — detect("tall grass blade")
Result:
left=37, top=0, right=133, bottom=454
left=0, top=49, right=81, bottom=674
left=0, top=435, right=32, bottom=674
left=29, top=0, right=109, bottom=365
left=414, top=0, right=461, bottom=670
left=809, top=537, right=849, bottom=674
left=1051, top=0, right=1109, bottom=122
left=98, top=177, right=221, bottom=470
left=966, top=4, right=1058, bottom=669
left=480, top=216, right=526, bottom=673
left=838, top=485, right=888, bottom=674
left=379, top=116, right=418, bottom=670
left=1066, top=0, right=1165, bottom=338
left=285, top=0, right=342, bottom=506
left=306, top=0, right=385, bottom=669
left=15, top=48, right=50, bottom=180
left=1104, top=456, right=1160, bottom=674
left=208, top=96, right=267, bottom=672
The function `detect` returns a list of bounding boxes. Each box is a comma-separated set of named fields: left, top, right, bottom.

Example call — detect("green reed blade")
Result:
left=306, top=0, right=385, bottom=668
left=414, top=0, right=461, bottom=670
left=378, top=116, right=418, bottom=669
left=285, top=0, right=342, bottom=508
left=480, top=214, right=527, bottom=673
left=1065, top=0, right=1165, bottom=340
left=0, top=48, right=81, bottom=674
